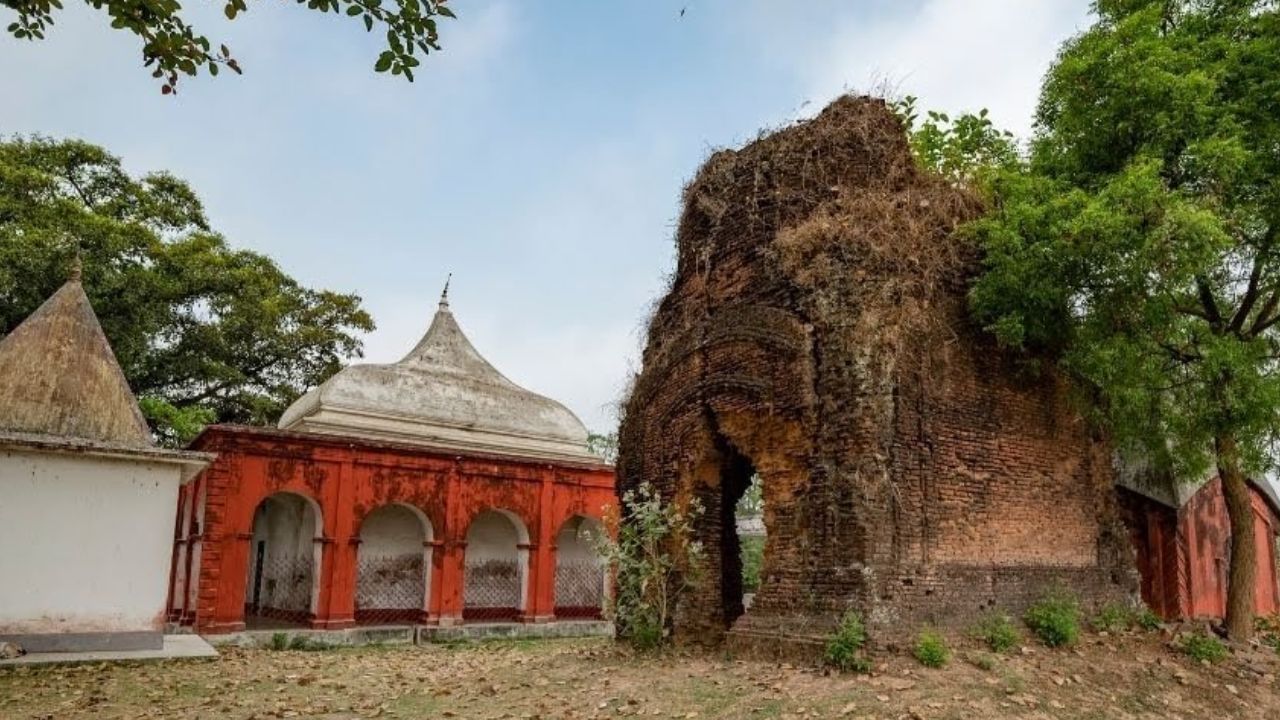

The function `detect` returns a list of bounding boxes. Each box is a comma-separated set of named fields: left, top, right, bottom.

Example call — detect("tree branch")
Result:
left=1248, top=288, right=1280, bottom=337
left=1229, top=254, right=1266, bottom=333
left=1197, top=276, right=1224, bottom=330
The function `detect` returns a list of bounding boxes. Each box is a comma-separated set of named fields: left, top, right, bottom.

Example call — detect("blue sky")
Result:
left=0, top=0, right=1094, bottom=432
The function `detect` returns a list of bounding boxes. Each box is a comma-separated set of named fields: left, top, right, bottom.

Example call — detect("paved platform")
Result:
left=206, top=620, right=614, bottom=648
left=0, top=634, right=218, bottom=667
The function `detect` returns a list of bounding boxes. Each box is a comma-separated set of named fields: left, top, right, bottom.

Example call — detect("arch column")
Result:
left=521, top=540, right=554, bottom=623
left=436, top=540, right=466, bottom=625
left=525, top=475, right=558, bottom=622
left=315, top=460, right=356, bottom=629
left=207, top=531, right=253, bottom=633
left=433, top=460, right=466, bottom=625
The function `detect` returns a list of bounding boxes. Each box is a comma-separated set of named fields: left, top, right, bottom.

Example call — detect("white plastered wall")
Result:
left=0, top=448, right=182, bottom=635
left=464, top=510, right=529, bottom=611
left=554, top=516, right=607, bottom=610
left=555, top=516, right=605, bottom=564
left=357, top=504, right=431, bottom=611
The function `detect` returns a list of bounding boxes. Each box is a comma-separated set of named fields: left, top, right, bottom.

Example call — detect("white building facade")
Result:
left=0, top=271, right=208, bottom=652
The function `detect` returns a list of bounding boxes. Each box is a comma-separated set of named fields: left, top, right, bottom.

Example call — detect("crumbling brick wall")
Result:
left=617, top=96, right=1137, bottom=648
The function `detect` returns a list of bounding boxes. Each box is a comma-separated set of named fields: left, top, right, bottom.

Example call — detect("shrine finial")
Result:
left=440, top=273, right=452, bottom=309
left=69, top=250, right=83, bottom=283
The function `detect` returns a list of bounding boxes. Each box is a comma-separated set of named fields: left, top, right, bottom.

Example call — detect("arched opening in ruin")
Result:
left=554, top=515, right=608, bottom=619
left=735, top=475, right=765, bottom=611
left=355, top=503, right=432, bottom=625
left=244, top=492, right=322, bottom=627
left=714, top=442, right=759, bottom=630
left=463, top=509, right=530, bottom=621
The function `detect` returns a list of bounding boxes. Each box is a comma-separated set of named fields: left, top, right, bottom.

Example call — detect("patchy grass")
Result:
left=0, top=633, right=1276, bottom=719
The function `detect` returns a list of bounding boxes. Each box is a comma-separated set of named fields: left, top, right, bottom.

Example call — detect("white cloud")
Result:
left=752, top=0, right=1091, bottom=138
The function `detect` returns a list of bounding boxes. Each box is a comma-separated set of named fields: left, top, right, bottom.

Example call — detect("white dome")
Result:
left=278, top=295, right=595, bottom=462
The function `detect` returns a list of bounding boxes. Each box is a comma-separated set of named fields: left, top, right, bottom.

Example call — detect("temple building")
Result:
left=1119, top=470, right=1280, bottom=621
left=168, top=289, right=614, bottom=633
left=0, top=267, right=209, bottom=653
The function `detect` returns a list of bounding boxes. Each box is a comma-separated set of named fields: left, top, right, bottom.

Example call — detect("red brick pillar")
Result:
left=435, top=460, right=466, bottom=625
left=315, top=459, right=357, bottom=629
left=200, top=460, right=250, bottom=634
left=524, top=473, right=558, bottom=622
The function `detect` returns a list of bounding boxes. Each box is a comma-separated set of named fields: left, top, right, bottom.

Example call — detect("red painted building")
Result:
left=1121, top=475, right=1280, bottom=620
left=168, top=292, right=615, bottom=632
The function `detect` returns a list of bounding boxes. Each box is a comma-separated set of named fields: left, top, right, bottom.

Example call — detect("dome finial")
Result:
left=440, top=273, right=452, bottom=309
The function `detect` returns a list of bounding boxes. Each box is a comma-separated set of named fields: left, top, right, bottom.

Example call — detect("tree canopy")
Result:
left=0, top=136, right=375, bottom=444
left=966, top=0, right=1280, bottom=639
left=2, top=0, right=455, bottom=92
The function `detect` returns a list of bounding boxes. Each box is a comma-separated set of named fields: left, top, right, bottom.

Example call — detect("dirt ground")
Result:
left=1, top=631, right=1277, bottom=720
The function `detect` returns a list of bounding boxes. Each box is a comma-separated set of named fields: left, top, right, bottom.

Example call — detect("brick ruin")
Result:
left=617, top=96, right=1137, bottom=648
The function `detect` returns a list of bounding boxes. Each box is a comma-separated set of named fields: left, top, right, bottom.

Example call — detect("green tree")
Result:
left=2, top=0, right=456, bottom=93
left=0, top=136, right=375, bottom=445
left=968, top=0, right=1280, bottom=640
left=587, top=430, right=618, bottom=464
left=892, top=96, right=1019, bottom=185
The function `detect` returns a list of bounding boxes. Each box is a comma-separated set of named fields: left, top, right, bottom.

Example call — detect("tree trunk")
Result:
left=1214, top=433, right=1256, bottom=641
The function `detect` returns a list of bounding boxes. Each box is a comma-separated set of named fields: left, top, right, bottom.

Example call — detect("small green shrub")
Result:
left=595, top=482, right=704, bottom=651
left=973, top=614, right=1020, bottom=653
left=269, top=632, right=289, bottom=651
left=626, top=612, right=665, bottom=653
left=824, top=610, right=871, bottom=673
left=1180, top=632, right=1228, bottom=663
left=1092, top=603, right=1129, bottom=633
left=1135, top=607, right=1162, bottom=631
left=913, top=629, right=950, bottom=668
left=1024, top=592, right=1081, bottom=648
left=969, top=653, right=996, bottom=672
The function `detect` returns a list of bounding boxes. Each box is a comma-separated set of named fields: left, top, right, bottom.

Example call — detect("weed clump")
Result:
left=1024, top=592, right=1081, bottom=648
left=1180, top=632, right=1227, bottom=663
left=1092, top=604, right=1129, bottom=633
left=913, top=629, right=949, bottom=668
left=973, top=614, right=1020, bottom=653
left=824, top=611, right=871, bottom=673
left=1135, top=607, right=1162, bottom=631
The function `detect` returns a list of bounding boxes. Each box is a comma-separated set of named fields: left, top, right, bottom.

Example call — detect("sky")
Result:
left=0, top=0, right=1095, bottom=433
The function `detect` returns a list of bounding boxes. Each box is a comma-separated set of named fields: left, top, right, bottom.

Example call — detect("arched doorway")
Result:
left=356, top=503, right=432, bottom=625
left=554, top=515, right=607, bottom=619
left=463, top=510, right=529, bottom=621
left=245, top=492, right=322, bottom=626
